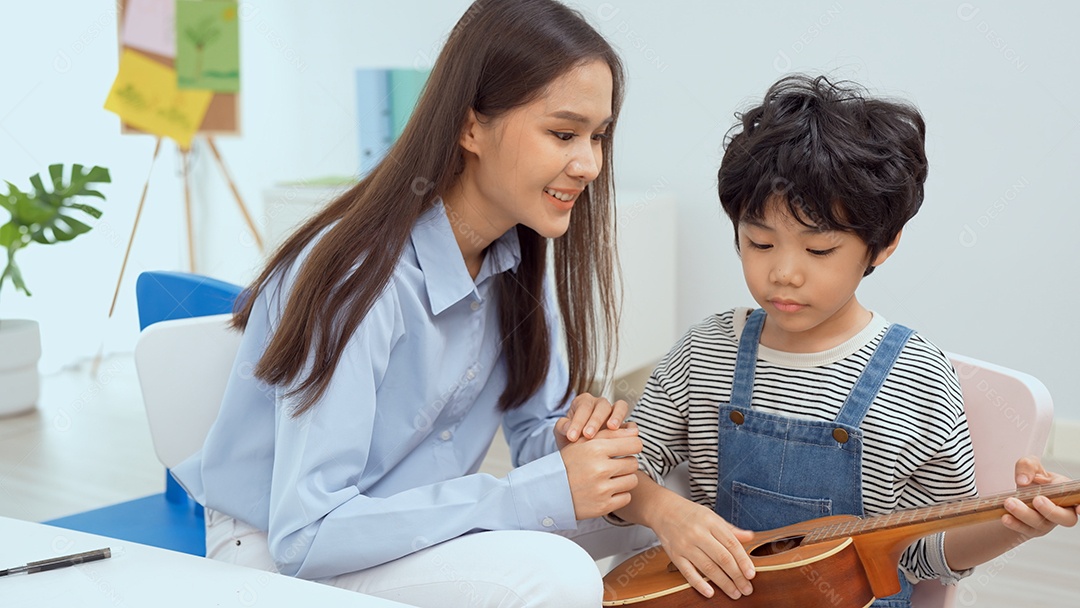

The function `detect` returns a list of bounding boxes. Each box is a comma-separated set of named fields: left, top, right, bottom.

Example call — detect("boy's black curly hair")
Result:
left=718, top=75, right=928, bottom=275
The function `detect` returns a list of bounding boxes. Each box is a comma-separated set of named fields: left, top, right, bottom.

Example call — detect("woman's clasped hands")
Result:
left=555, top=394, right=642, bottom=520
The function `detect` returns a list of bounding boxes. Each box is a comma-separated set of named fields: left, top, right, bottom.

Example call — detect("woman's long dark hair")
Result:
left=234, top=0, right=624, bottom=415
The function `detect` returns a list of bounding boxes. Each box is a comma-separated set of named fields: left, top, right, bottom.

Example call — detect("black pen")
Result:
left=0, top=548, right=112, bottom=577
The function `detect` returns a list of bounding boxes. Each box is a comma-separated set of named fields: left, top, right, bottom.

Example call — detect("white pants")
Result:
left=205, top=509, right=657, bottom=608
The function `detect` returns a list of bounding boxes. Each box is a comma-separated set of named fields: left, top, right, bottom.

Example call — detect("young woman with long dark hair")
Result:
left=173, top=1, right=647, bottom=605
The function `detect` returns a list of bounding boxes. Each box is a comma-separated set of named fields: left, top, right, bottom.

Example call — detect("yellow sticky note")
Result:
left=104, top=49, right=213, bottom=149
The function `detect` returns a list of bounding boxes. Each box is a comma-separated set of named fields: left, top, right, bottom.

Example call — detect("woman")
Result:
left=173, top=1, right=642, bottom=606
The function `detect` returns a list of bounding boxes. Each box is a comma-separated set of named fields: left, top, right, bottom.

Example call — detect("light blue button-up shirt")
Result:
left=173, top=201, right=577, bottom=579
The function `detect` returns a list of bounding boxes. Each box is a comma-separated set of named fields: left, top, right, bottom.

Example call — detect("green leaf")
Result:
left=29, top=173, right=46, bottom=197
left=0, top=222, right=20, bottom=249
left=1, top=163, right=109, bottom=299
left=67, top=203, right=103, bottom=219
left=84, top=166, right=110, bottom=183
left=48, top=164, right=64, bottom=191
left=56, top=165, right=111, bottom=199
left=0, top=183, right=23, bottom=213
left=14, top=196, right=52, bottom=225
left=57, top=215, right=92, bottom=236
left=5, top=256, right=30, bottom=296
left=48, top=223, right=75, bottom=242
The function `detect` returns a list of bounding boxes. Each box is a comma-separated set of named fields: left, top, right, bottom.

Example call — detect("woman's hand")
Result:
left=559, top=425, right=642, bottom=519
left=1002, top=455, right=1079, bottom=539
left=554, top=392, right=630, bottom=448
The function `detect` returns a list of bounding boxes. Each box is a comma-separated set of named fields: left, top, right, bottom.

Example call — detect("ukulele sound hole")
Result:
left=749, top=535, right=804, bottom=557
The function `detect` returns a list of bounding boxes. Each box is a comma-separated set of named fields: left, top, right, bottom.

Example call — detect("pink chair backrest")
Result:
left=948, top=352, right=1054, bottom=494
left=911, top=352, right=1054, bottom=607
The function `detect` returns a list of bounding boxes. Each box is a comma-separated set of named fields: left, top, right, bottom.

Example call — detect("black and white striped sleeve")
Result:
left=629, top=331, right=696, bottom=485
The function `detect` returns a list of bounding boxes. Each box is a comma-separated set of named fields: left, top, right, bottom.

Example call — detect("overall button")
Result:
left=729, top=410, right=745, bottom=425
left=832, top=428, right=849, bottom=443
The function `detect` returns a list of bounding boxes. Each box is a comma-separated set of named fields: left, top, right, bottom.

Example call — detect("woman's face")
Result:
left=458, top=59, right=614, bottom=239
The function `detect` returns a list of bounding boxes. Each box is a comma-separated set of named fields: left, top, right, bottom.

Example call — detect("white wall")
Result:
left=2, top=1, right=1078, bottom=421
left=584, top=0, right=1080, bottom=422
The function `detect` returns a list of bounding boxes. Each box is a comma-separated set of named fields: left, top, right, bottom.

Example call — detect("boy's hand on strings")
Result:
left=1002, top=455, right=1079, bottom=539
left=650, top=494, right=756, bottom=600
left=560, top=424, right=642, bottom=519
left=554, top=392, right=631, bottom=448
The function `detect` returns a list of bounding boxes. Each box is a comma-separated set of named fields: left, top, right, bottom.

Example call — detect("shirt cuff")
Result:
left=926, top=531, right=974, bottom=585
left=506, top=451, right=577, bottom=531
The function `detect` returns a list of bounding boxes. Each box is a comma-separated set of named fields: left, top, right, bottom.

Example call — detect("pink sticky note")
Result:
left=122, top=0, right=176, bottom=58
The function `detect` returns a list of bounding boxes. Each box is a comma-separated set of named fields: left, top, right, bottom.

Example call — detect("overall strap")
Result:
left=833, top=323, right=915, bottom=428
left=730, top=309, right=766, bottom=407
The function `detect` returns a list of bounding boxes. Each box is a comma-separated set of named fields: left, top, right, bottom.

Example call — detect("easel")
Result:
left=106, top=135, right=264, bottom=318
left=107, top=0, right=258, bottom=318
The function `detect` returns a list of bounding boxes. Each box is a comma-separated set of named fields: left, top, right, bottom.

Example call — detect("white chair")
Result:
left=134, top=313, right=242, bottom=471
left=910, top=352, right=1054, bottom=607
left=47, top=312, right=241, bottom=555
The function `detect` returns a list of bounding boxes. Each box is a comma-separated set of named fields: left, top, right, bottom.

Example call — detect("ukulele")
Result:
left=602, top=480, right=1080, bottom=607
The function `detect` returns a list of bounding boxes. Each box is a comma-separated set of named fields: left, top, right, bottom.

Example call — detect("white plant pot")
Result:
left=0, top=319, right=41, bottom=416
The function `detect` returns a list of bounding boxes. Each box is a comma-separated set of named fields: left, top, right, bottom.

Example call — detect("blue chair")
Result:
left=46, top=271, right=243, bottom=555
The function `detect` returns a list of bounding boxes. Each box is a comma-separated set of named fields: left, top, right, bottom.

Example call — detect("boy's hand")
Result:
left=651, top=495, right=756, bottom=600
left=1002, top=455, right=1079, bottom=539
left=554, top=392, right=630, bottom=448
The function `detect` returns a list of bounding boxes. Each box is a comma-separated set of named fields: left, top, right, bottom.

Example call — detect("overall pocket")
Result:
left=729, top=480, right=833, bottom=531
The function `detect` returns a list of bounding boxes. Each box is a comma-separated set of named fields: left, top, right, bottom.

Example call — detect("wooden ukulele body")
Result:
left=603, top=515, right=878, bottom=607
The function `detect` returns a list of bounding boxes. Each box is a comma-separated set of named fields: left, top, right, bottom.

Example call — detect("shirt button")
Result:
left=465, top=368, right=476, bottom=381
left=470, top=301, right=480, bottom=311
left=541, top=517, right=555, bottom=527
left=440, top=430, right=452, bottom=441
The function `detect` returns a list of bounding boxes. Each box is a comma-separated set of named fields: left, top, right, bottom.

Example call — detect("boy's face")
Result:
left=738, top=200, right=897, bottom=352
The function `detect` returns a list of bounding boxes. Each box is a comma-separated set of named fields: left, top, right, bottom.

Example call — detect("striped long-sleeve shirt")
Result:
left=629, top=307, right=978, bottom=583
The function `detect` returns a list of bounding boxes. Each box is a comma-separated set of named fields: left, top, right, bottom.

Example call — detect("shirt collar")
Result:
left=411, top=199, right=522, bottom=315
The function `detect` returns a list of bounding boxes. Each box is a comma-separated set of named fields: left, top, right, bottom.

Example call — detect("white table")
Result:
left=0, top=516, right=412, bottom=607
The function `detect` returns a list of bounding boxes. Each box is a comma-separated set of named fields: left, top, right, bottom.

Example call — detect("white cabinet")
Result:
left=261, top=182, right=352, bottom=252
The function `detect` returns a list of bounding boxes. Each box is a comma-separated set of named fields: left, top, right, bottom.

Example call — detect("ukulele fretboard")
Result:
left=803, top=480, right=1080, bottom=544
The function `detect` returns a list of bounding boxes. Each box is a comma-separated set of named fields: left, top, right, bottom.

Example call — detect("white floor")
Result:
left=1, top=354, right=1078, bottom=606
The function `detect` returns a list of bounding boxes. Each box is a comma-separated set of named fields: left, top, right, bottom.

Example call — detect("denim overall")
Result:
left=713, top=309, right=914, bottom=607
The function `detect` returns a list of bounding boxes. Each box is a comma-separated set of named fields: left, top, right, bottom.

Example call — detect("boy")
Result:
left=607, top=75, right=1077, bottom=607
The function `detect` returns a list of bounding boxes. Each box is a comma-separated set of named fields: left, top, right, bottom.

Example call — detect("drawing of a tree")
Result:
left=185, top=16, right=220, bottom=80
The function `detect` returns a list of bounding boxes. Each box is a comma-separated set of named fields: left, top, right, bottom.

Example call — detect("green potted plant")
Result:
left=0, top=164, right=110, bottom=416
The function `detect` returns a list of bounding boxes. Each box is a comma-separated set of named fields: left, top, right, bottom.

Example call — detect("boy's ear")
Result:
left=459, top=109, right=484, bottom=157
left=870, top=230, right=903, bottom=268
